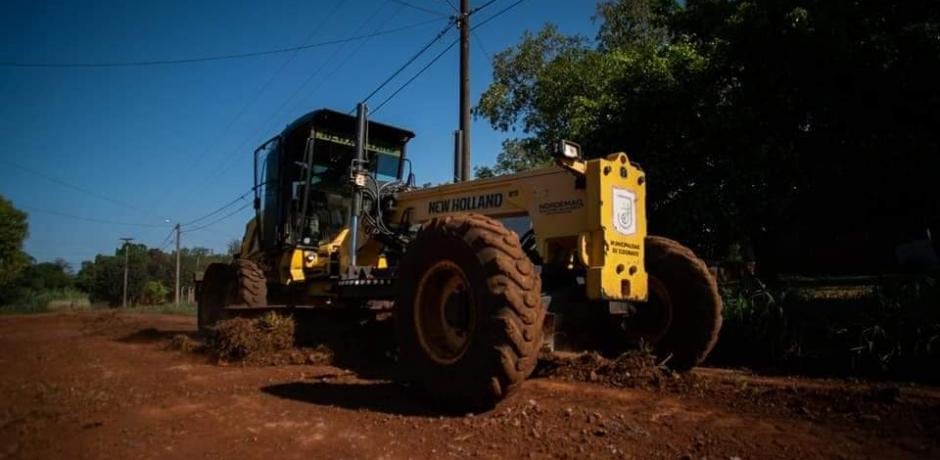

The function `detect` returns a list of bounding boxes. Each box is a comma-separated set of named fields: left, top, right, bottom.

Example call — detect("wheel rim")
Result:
left=414, top=260, right=475, bottom=364
left=622, top=275, right=673, bottom=345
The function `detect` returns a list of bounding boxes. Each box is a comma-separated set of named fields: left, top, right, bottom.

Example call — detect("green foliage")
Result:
left=77, top=245, right=229, bottom=306
left=0, top=288, right=89, bottom=315
left=0, top=249, right=84, bottom=312
left=476, top=0, right=940, bottom=266
left=18, top=259, right=74, bottom=292
left=474, top=139, right=551, bottom=178
left=712, top=273, right=940, bottom=382
left=141, top=280, right=169, bottom=305
left=0, top=195, right=227, bottom=310
left=0, top=195, right=30, bottom=294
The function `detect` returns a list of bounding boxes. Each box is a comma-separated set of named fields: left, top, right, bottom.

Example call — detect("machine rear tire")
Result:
left=644, top=236, right=722, bottom=370
left=197, top=263, right=235, bottom=334
left=233, top=259, right=268, bottom=307
left=395, top=214, right=545, bottom=411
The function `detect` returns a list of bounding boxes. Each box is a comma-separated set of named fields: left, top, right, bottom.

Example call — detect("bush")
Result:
left=0, top=288, right=89, bottom=314
left=140, top=281, right=168, bottom=305
left=710, top=272, right=940, bottom=383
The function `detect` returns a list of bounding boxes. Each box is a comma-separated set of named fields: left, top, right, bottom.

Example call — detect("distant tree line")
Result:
left=75, top=244, right=232, bottom=306
left=475, top=0, right=940, bottom=275
left=0, top=195, right=233, bottom=307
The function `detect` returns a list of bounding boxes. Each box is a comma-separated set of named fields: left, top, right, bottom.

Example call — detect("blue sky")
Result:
left=0, top=0, right=599, bottom=268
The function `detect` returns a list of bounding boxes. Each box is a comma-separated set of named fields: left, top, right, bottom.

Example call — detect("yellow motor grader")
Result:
left=198, top=106, right=721, bottom=410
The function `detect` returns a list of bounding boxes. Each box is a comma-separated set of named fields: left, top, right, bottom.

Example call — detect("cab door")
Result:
left=254, top=137, right=282, bottom=251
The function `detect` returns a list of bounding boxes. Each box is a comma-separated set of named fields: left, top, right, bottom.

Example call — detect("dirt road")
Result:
left=0, top=312, right=937, bottom=459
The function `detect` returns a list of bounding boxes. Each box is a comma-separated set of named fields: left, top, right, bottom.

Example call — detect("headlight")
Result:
left=554, top=140, right=582, bottom=160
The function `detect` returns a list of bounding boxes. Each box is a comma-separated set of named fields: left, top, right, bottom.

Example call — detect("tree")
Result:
left=0, top=195, right=29, bottom=295
left=477, top=2, right=717, bottom=253
left=19, top=262, right=73, bottom=292
left=77, top=243, right=229, bottom=306
left=141, top=281, right=168, bottom=305
left=476, top=0, right=940, bottom=273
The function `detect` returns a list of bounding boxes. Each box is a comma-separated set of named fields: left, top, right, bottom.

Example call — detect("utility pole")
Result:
left=174, top=223, right=181, bottom=306
left=453, top=130, right=463, bottom=181
left=458, top=0, right=471, bottom=182
left=120, top=237, right=134, bottom=308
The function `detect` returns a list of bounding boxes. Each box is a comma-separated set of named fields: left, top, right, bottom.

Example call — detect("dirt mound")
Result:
left=207, top=313, right=333, bottom=366
left=210, top=312, right=294, bottom=362
left=536, top=350, right=671, bottom=389
left=167, top=334, right=202, bottom=353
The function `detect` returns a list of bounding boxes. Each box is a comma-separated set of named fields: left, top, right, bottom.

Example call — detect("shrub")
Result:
left=710, top=271, right=940, bottom=383
left=140, top=281, right=168, bottom=305
left=0, top=287, right=89, bottom=314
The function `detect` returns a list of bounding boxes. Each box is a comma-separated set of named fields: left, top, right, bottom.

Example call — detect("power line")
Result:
left=473, top=0, right=526, bottom=29
left=283, top=0, right=413, bottom=122
left=22, top=206, right=171, bottom=228
left=157, top=227, right=177, bottom=251
left=469, top=0, right=499, bottom=15
left=183, top=202, right=253, bottom=233
left=178, top=0, right=349, bottom=170
left=442, top=0, right=458, bottom=12
left=372, top=38, right=458, bottom=114
left=172, top=2, right=428, bottom=206
left=154, top=2, right=422, bottom=212
left=181, top=6, right=445, bottom=230
left=181, top=190, right=253, bottom=226
left=390, top=0, right=448, bottom=16
left=472, top=29, right=492, bottom=60
left=0, top=18, right=444, bottom=68
left=371, top=0, right=527, bottom=114
left=154, top=2, right=349, bottom=215
left=359, top=20, right=456, bottom=106
left=1, top=158, right=170, bottom=222
left=152, top=1, right=523, bottom=231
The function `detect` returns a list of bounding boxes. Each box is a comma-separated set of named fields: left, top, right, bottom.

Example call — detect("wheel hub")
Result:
left=414, top=261, right=475, bottom=364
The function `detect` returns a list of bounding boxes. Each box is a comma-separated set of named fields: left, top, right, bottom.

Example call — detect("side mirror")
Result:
left=553, top=140, right=582, bottom=160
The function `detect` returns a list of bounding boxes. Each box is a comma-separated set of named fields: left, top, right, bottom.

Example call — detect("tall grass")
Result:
left=0, top=288, right=90, bottom=314
left=709, top=272, right=940, bottom=383
left=0, top=290, right=196, bottom=316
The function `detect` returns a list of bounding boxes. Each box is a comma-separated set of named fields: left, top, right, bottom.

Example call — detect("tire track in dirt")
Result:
left=0, top=312, right=936, bottom=459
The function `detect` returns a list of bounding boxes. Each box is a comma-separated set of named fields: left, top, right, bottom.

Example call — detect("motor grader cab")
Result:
left=239, top=109, right=414, bottom=290
left=199, top=106, right=722, bottom=411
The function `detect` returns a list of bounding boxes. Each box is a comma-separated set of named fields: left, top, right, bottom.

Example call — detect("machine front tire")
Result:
left=233, top=259, right=268, bottom=307
left=644, top=236, right=722, bottom=370
left=395, top=214, right=545, bottom=411
left=197, top=263, right=235, bottom=334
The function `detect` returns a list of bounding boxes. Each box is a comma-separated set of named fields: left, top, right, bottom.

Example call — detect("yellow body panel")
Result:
left=583, top=153, right=647, bottom=301
left=242, top=152, right=649, bottom=302
left=392, top=152, right=648, bottom=301
left=288, top=249, right=305, bottom=283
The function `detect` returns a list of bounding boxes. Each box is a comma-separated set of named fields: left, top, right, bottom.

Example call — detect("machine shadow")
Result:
left=291, top=309, right=403, bottom=380
left=260, top=381, right=451, bottom=417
